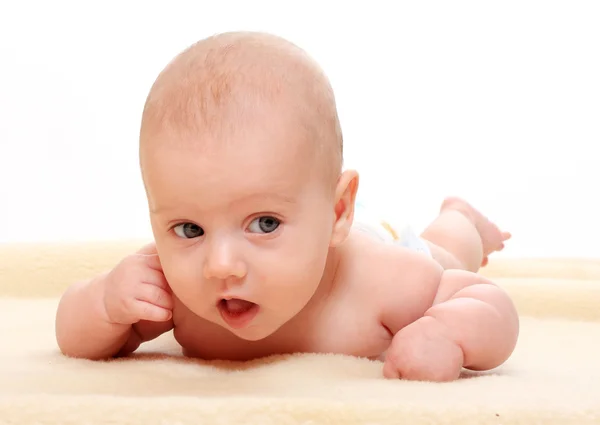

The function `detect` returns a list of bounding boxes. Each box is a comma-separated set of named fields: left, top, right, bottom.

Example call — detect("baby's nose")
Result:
left=202, top=238, right=247, bottom=280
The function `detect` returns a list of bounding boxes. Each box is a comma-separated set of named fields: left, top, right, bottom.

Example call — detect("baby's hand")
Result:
left=102, top=244, right=173, bottom=325
left=383, top=316, right=464, bottom=382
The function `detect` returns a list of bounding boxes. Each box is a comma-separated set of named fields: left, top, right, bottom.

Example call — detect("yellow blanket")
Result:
left=1, top=241, right=599, bottom=424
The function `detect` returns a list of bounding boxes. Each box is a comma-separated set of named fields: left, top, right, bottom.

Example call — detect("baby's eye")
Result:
left=248, top=216, right=280, bottom=234
left=173, top=223, right=205, bottom=239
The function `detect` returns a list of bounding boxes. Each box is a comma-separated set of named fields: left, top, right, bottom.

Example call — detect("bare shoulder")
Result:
left=342, top=230, right=444, bottom=334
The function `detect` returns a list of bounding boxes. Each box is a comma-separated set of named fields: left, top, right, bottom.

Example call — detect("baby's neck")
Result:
left=308, top=246, right=344, bottom=308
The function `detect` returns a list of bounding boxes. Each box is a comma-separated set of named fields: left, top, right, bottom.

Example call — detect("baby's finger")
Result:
left=134, top=300, right=172, bottom=322
left=135, top=283, right=173, bottom=310
left=142, top=269, right=171, bottom=291
left=136, top=242, right=158, bottom=256
left=133, top=243, right=163, bottom=272
left=140, top=253, right=163, bottom=273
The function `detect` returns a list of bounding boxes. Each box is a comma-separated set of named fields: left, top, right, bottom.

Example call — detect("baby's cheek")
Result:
left=291, top=249, right=329, bottom=292
left=163, top=259, right=201, bottom=296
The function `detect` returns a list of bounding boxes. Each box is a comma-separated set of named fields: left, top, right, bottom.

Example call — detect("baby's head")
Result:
left=139, top=32, right=358, bottom=340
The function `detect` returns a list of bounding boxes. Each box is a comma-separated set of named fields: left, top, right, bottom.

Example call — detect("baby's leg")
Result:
left=421, top=197, right=511, bottom=272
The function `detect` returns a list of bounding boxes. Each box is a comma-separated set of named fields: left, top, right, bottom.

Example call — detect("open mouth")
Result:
left=217, top=298, right=259, bottom=329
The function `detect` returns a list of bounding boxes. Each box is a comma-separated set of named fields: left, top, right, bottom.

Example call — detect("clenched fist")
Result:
left=383, top=316, right=464, bottom=382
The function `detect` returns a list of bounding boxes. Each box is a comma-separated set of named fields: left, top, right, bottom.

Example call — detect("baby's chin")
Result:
left=227, top=326, right=277, bottom=341
left=223, top=315, right=288, bottom=342
left=212, top=297, right=303, bottom=341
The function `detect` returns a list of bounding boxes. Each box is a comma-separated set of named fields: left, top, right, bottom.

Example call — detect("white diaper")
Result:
left=352, top=200, right=431, bottom=256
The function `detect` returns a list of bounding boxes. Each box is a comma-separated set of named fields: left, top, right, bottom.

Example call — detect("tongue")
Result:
left=224, top=299, right=254, bottom=315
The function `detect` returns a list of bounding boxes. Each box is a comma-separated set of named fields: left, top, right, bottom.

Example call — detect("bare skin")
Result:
left=55, top=195, right=518, bottom=381
left=424, top=197, right=512, bottom=271
left=55, top=32, right=519, bottom=381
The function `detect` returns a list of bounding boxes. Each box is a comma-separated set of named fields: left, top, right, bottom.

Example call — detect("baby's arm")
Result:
left=56, top=273, right=133, bottom=359
left=382, top=266, right=519, bottom=381
left=55, top=245, right=174, bottom=360
left=426, top=270, right=519, bottom=370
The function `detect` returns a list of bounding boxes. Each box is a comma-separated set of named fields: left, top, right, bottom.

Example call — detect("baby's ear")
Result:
left=330, top=169, right=359, bottom=247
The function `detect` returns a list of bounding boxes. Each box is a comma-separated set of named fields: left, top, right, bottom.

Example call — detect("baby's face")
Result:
left=143, top=123, right=338, bottom=341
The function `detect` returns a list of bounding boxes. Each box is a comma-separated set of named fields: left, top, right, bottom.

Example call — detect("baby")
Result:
left=55, top=31, right=518, bottom=382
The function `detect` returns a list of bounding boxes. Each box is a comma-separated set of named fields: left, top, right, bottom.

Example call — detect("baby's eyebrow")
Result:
left=149, top=193, right=296, bottom=215
left=229, top=192, right=297, bottom=208
left=250, top=193, right=296, bottom=204
left=149, top=206, right=169, bottom=215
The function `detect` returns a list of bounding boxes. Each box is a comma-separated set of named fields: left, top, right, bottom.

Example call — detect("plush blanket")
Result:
left=1, top=240, right=599, bottom=424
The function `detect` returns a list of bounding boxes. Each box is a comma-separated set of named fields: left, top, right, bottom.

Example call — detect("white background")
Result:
left=0, top=1, right=598, bottom=258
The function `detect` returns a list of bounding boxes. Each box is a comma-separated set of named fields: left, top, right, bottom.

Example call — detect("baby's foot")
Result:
left=440, top=197, right=511, bottom=267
